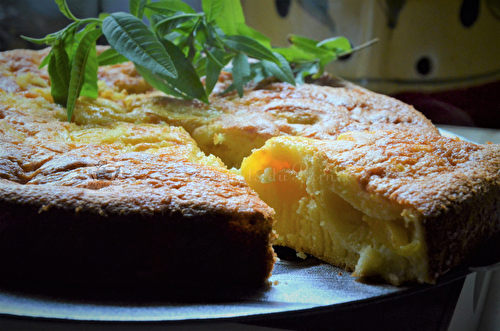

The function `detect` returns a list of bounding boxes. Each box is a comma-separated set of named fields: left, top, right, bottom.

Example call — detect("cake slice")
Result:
left=241, top=130, right=500, bottom=285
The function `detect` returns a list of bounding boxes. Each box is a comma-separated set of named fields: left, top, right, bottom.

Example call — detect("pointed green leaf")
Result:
left=205, top=48, right=225, bottom=95
left=53, top=39, right=71, bottom=92
left=79, top=43, right=99, bottom=99
left=195, top=56, right=207, bottom=77
left=97, top=48, right=129, bottom=65
left=69, top=22, right=93, bottom=61
left=223, top=35, right=279, bottom=64
left=21, top=35, right=54, bottom=45
left=319, top=54, right=337, bottom=68
left=317, top=36, right=351, bottom=52
left=214, top=0, right=245, bottom=36
left=154, top=12, right=199, bottom=36
left=261, top=52, right=295, bottom=86
left=159, top=38, right=208, bottom=102
left=55, top=0, right=78, bottom=21
left=48, top=52, right=68, bottom=106
left=289, top=35, right=335, bottom=58
left=205, top=24, right=226, bottom=50
left=293, top=62, right=320, bottom=85
left=164, top=31, right=184, bottom=43
left=66, top=28, right=103, bottom=122
left=273, top=45, right=317, bottom=62
left=249, top=62, right=268, bottom=84
left=130, top=0, right=149, bottom=18
left=146, top=1, right=196, bottom=15
left=134, top=63, right=189, bottom=99
left=231, top=52, right=251, bottom=97
left=39, top=52, right=51, bottom=69
left=149, top=14, right=167, bottom=31
left=236, top=24, right=272, bottom=49
left=102, top=12, right=178, bottom=79
left=202, top=0, right=224, bottom=22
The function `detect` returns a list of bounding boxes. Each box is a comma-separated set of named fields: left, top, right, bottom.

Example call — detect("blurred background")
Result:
left=242, top=0, right=500, bottom=129
left=1, top=0, right=499, bottom=128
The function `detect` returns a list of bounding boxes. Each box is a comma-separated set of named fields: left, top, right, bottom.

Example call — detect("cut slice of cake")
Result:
left=241, top=130, right=500, bottom=285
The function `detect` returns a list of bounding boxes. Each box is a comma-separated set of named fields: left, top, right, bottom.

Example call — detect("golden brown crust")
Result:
left=209, top=72, right=439, bottom=139
left=315, top=131, right=500, bottom=217
left=0, top=49, right=50, bottom=94
left=98, top=62, right=153, bottom=95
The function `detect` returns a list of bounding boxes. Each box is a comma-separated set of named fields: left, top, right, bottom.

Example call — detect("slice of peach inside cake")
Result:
left=241, top=130, right=500, bottom=285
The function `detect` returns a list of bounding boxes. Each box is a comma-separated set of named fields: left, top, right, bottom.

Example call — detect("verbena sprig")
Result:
left=23, top=0, right=363, bottom=122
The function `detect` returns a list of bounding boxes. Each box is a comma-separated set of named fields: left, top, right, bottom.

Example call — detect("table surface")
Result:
left=438, top=125, right=500, bottom=331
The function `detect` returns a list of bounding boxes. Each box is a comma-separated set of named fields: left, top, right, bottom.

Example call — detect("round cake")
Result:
left=2, top=48, right=496, bottom=290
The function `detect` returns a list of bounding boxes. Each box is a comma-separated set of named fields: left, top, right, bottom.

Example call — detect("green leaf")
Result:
left=70, top=22, right=94, bottom=59
left=195, top=56, right=207, bottom=77
left=319, top=54, right=337, bottom=68
left=130, top=0, right=149, bottom=18
left=293, top=62, right=320, bottom=85
left=236, top=24, right=272, bottom=49
left=317, top=36, right=351, bottom=52
left=48, top=51, right=68, bottom=106
left=97, top=48, right=129, bottom=66
left=20, top=35, right=53, bottom=45
left=273, top=45, right=317, bottom=62
left=146, top=1, right=196, bottom=15
left=55, top=0, right=78, bottom=21
left=79, top=43, right=99, bottom=99
left=205, top=47, right=225, bottom=95
left=214, top=0, right=245, bottom=36
left=53, top=39, right=71, bottom=93
left=164, top=31, right=184, bottom=43
left=212, top=0, right=272, bottom=48
left=289, top=35, right=334, bottom=57
left=202, top=0, right=224, bottom=22
left=39, top=52, right=51, bottom=69
left=231, top=52, right=251, bottom=97
left=159, top=38, right=208, bottom=102
left=66, top=28, right=103, bottom=122
left=154, top=12, right=199, bottom=36
left=98, top=12, right=110, bottom=20
left=249, top=62, right=270, bottom=84
left=223, top=35, right=279, bottom=64
left=102, top=12, right=178, bottom=79
left=195, top=24, right=208, bottom=49
left=204, top=24, right=226, bottom=50
left=134, top=63, right=187, bottom=99
left=21, top=20, right=79, bottom=46
left=261, top=52, right=295, bottom=86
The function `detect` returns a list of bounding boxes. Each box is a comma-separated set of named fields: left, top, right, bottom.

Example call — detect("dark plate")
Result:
left=0, top=253, right=476, bottom=331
